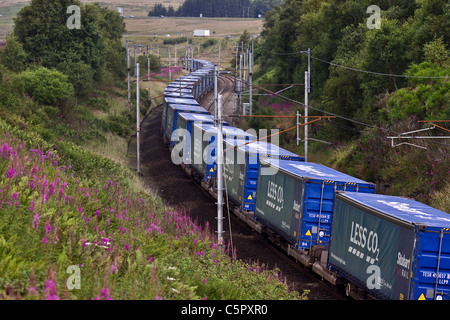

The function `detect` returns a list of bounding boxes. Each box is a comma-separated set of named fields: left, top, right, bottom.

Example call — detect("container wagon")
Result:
left=190, top=123, right=256, bottom=181
left=223, top=140, right=305, bottom=213
left=163, top=104, right=209, bottom=145
left=328, top=192, right=450, bottom=300
left=164, top=88, right=195, bottom=99
left=254, top=159, right=376, bottom=250
left=175, top=113, right=229, bottom=164
left=160, top=96, right=201, bottom=136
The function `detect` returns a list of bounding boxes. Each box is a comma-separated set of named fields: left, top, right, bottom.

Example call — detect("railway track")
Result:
left=135, top=74, right=347, bottom=300
left=200, top=75, right=237, bottom=125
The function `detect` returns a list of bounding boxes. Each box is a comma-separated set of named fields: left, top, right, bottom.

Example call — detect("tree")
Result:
left=0, top=33, right=27, bottom=73
left=14, top=0, right=103, bottom=75
left=13, top=0, right=126, bottom=98
left=423, top=36, right=450, bottom=69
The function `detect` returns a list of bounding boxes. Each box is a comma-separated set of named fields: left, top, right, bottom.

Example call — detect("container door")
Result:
left=298, top=181, right=334, bottom=249
left=203, top=134, right=216, bottom=181
left=412, top=228, right=450, bottom=300
left=242, top=155, right=259, bottom=212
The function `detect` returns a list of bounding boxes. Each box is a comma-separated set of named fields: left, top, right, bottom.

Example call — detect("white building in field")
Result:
left=193, top=30, right=210, bottom=37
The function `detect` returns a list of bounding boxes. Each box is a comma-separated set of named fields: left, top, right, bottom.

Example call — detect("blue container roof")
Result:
left=165, top=86, right=192, bottom=92
left=238, top=141, right=303, bottom=159
left=169, top=81, right=196, bottom=85
left=179, top=113, right=229, bottom=126
left=176, top=76, right=200, bottom=82
left=168, top=104, right=207, bottom=113
left=178, top=113, right=214, bottom=121
left=165, top=97, right=199, bottom=106
left=338, top=192, right=450, bottom=228
left=194, top=123, right=256, bottom=140
left=262, top=159, right=374, bottom=185
left=164, top=90, right=194, bottom=98
left=191, top=70, right=210, bottom=74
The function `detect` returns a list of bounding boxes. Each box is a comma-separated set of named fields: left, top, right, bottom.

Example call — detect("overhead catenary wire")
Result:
left=238, top=77, right=450, bottom=147
left=257, top=44, right=449, bottom=79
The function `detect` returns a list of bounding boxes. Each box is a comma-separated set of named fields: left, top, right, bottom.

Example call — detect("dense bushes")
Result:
left=12, top=67, right=74, bottom=107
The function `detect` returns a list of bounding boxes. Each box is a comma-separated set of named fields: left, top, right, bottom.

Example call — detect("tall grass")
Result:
left=0, top=126, right=303, bottom=300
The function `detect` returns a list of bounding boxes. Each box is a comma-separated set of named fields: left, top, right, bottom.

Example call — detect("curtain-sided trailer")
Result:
left=254, top=160, right=376, bottom=250
left=223, top=140, right=305, bottom=213
left=162, top=103, right=209, bottom=144
left=328, top=192, right=450, bottom=300
left=175, top=113, right=229, bottom=164
left=189, top=123, right=256, bottom=181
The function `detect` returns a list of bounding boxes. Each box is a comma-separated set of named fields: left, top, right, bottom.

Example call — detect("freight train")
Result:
left=159, top=58, right=450, bottom=300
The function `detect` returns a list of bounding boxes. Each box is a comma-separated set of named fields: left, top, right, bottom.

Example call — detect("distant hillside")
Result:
left=148, top=0, right=282, bottom=18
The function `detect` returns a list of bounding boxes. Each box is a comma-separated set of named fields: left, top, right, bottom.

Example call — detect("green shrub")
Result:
left=12, top=67, right=74, bottom=107
left=201, top=38, right=217, bottom=48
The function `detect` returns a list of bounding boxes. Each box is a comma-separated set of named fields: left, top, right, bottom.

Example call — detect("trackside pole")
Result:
left=136, top=63, right=141, bottom=175
left=127, top=49, right=131, bottom=111
left=214, top=65, right=218, bottom=124
left=217, top=95, right=224, bottom=247
left=147, top=56, right=151, bottom=103
left=304, top=71, right=308, bottom=162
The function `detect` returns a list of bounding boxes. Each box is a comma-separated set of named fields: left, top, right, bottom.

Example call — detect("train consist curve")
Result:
left=159, top=58, right=450, bottom=300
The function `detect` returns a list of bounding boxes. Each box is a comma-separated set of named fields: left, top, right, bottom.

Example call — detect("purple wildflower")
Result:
left=32, top=212, right=40, bottom=230
left=93, top=288, right=113, bottom=300
left=28, top=287, right=38, bottom=296
left=45, top=221, right=52, bottom=234
left=6, top=168, right=15, bottom=178
left=43, top=278, right=59, bottom=300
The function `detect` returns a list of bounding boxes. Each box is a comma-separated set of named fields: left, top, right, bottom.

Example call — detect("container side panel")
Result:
left=223, top=146, right=241, bottom=205
left=165, top=107, right=175, bottom=141
left=254, top=169, right=300, bottom=243
left=161, top=101, right=168, bottom=135
left=191, top=125, right=205, bottom=177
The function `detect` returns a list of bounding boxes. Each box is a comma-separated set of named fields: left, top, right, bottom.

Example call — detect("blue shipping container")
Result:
left=175, top=113, right=229, bottom=165
left=163, top=104, right=208, bottom=145
left=255, top=160, right=376, bottom=249
left=329, top=192, right=450, bottom=300
left=224, top=140, right=305, bottom=212
left=191, top=124, right=256, bottom=181
left=161, top=96, right=200, bottom=136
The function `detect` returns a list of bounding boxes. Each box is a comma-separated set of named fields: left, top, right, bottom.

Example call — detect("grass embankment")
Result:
left=0, top=68, right=304, bottom=300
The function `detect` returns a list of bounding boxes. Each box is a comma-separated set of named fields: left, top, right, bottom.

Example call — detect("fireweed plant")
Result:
left=0, top=130, right=303, bottom=300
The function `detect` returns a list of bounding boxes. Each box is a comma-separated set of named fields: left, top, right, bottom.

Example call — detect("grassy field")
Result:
left=125, top=17, right=262, bottom=37
left=0, top=0, right=263, bottom=39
